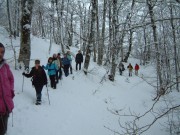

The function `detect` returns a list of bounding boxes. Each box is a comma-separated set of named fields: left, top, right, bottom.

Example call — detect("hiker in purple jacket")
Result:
left=0, top=43, right=15, bottom=135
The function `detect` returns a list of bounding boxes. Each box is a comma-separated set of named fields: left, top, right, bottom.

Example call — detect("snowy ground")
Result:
left=0, top=27, right=172, bottom=135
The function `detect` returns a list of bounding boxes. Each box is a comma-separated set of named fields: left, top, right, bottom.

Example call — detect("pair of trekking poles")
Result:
left=22, top=75, right=51, bottom=105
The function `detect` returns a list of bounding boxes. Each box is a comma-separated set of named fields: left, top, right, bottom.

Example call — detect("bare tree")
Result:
left=109, top=0, right=118, bottom=81
left=93, top=0, right=98, bottom=62
left=169, top=2, right=179, bottom=92
left=55, top=0, right=65, bottom=54
left=83, top=0, right=97, bottom=75
left=6, top=0, right=13, bottom=36
left=123, top=0, right=135, bottom=62
left=97, top=0, right=107, bottom=66
left=18, top=0, right=34, bottom=70
left=146, top=0, right=163, bottom=93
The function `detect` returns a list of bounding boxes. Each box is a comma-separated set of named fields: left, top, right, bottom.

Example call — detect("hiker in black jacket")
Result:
left=22, top=60, right=47, bottom=105
left=75, top=50, right=83, bottom=70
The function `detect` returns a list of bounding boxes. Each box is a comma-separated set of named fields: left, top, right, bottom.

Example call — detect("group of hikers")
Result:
left=109, top=62, right=140, bottom=81
left=22, top=50, right=83, bottom=105
left=118, top=62, right=140, bottom=76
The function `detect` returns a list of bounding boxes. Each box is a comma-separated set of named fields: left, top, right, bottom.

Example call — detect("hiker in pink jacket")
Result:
left=0, top=43, right=15, bottom=135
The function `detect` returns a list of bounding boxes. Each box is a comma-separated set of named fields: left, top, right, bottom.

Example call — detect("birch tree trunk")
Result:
left=65, top=0, right=69, bottom=48
left=7, top=0, right=18, bottom=69
left=18, top=0, right=34, bottom=70
left=51, top=0, right=55, bottom=44
left=39, top=9, right=45, bottom=38
left=55, top=0, right=65, bottom=54
left=97, top=0, right=106, bottom=65
left=159, top=7, right=172, bottom=89
left=82, top=8, right=87, bottom=54
left=169, top=3, right=179, bottom=91
left=48, top=0, right=54, bottom=54
left=93, top=0, right=99, bottom=62
left=123, top=0, right=135, bottom=62
left=68, top=12, right=73, bottom=47
left=143, top=27, right=147, bottom=65
left=6, top=0, right=13, bottom=36
left=83, top=0, right=96, bottom=75
left=104, top=0, right=112, bottom=66
left=146, top=0, right=163, bottom=91
left=14, top=0, right=20, bottom=38
left=110, top=0, right=118, bottom=80
left=78, top=1, right=83, bottom=49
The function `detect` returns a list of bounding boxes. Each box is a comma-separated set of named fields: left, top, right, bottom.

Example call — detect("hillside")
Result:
left=0, top=27, right=170, bottom=135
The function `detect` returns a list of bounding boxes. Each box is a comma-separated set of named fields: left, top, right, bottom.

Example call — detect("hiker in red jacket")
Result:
left=135, top=63, right=140, bottom=76
left=0, top=43, right=15, bottom=135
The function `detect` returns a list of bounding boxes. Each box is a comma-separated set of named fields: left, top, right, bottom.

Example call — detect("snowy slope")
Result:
left=0, top=27, right=170, bottom=135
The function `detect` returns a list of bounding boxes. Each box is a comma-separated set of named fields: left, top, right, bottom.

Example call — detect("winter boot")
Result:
left=35, top=101, right=41, bottom=105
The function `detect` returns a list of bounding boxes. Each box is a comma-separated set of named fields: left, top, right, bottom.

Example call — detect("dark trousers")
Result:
left=69, top=64, right=72, bottom=74
left=76, top=62, right=81, bottom=70
left=0, top=114, right=9, bottom=135
left=49, top=75, right=56, bottom=89
left=58, top=68, right=62, bottom=80
left=55, top=71, right=59, bottom=83
left=34, top=85, right=43, bottom=102
left=64, top=65, right=70, bottom=77
left=119, top=69, right=122, bottom=75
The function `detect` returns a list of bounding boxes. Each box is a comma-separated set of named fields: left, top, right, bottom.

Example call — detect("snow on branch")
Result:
left=23, top=24, right=31, bottom=30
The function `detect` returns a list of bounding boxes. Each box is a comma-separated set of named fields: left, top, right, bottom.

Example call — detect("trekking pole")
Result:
left=60, top=78, right=62, bottom=86
left=46, top=85, right=50, bottom=105
left=22, top=75, right=24, bottom=92
left=12, top=111, right=14, bottom=127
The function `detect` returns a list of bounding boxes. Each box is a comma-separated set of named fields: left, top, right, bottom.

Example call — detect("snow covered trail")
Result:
left=9, top=61, right=165, bottom=135
left=0, top=32, right=168, bottom=135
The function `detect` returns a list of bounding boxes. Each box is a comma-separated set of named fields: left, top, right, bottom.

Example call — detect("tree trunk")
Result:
left=55, top=0, right=65, bottom=54
left=68, top=12, right=73, bottom=47
left=123, top=0, right=135, bottom=62
left=93, top=0, right=99, bottom=63
left=14, top=0, right=20, bottom=38
left=124, top=29, right=133, bottom=63
left=110, top=0, right=118, bottom=80
left=160, top=7, right=172, bottom=89
left=169, top=3, right=179, bottom=92
left=104, top=0, right=112, bottom=66
left=16, top=0, right=20, bottom=37
left=147, top=0, right=163, bottom=90
left=143, top=27, right=147, bottom=65
left=83, top=0, right=96, bottom=74
left=39, top=10, right=45, bottom=38
left=18, top=0, right=34, bottom=70
left=97, top=0, right=106, bottom=65
left=6, top=0, right=13, bottom=36
left=49, top=1, right=54, bottom=54
left=82, top=8, right=87, bottom=55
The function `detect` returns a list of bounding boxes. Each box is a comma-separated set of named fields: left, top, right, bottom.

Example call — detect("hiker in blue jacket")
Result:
left=43, top=57, right=58, bottom=89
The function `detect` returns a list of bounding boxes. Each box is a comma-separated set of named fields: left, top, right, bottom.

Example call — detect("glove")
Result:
left=22, top=72, right=25, bottom=76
